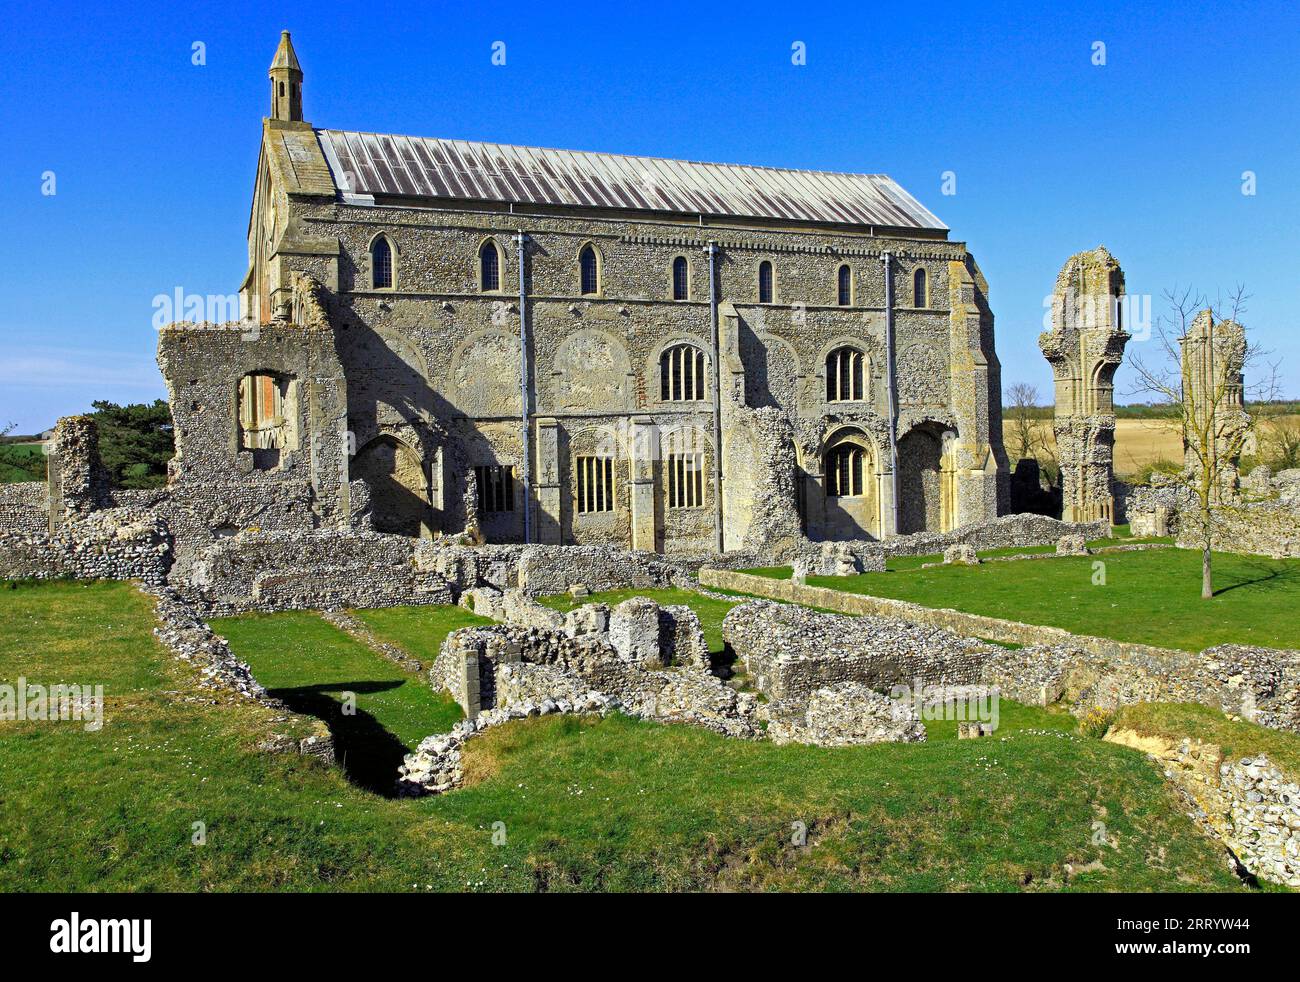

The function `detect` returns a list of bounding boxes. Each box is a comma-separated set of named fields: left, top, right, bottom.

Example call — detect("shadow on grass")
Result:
left=1212, top=560, right=1300, bottom=598
left=268, top=680, right=407, bottom=796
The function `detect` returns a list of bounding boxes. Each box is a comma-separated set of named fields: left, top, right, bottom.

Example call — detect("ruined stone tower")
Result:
left=1180, top=309, right=1248, bottom=501
left=1039, top=246, right=1128, bottom=524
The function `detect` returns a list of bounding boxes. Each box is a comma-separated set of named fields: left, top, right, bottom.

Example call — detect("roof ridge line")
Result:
left=314, top=127, right=891, bottom=180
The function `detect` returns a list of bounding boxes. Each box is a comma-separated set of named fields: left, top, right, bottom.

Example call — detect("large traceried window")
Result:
left=826, top=346, right=866, bottom=402
left=837, top=265, right=852, bottom=306
left=371, top=236, right=394, bottom=289
left=660, top=343, right=706, bottom=401
left=826, top=444, right=865, bottom=498
left=666, top=453, right=704, bottom=509
left=475, top=464, right=514, bottom=513
left=913, top=267, right=928, bottom=308
left=479, top=241, right=501, bottom=292
left=758, top=261, right=774, bottom=303
left=579, top=245, right=600, bottom=295
left=575, top=455, right=614, bottom=514
left=672, top=256, right=689, bottom=300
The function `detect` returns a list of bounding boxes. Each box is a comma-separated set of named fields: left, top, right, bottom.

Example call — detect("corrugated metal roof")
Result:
left=315, top=129, right=947, bottom=231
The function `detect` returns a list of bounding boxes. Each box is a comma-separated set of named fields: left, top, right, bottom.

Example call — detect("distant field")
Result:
left=1004, top=418, right=1180, bottom=477
left=1004, top=414, right=1300, bottom=477
left=0, top=443, right=45, bottom=483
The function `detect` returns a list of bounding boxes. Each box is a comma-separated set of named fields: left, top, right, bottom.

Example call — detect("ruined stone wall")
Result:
left=720, top=597, right=1300, bottom=735
left=46, top=415, right=112, bottom=527
left=984, top=641, right=1300, bottom=733
left=1127, top=468, right=1300, bottom=557
left=1105, top=734, right=1300, bottom=889
left=1039, top=247, right=1128, bottom=524
left=878, top=513, right=1109, bottom=557
left=155, top=278, right=352, bottom=574
left=182, top=527, right=451, bottom=614
left=723, top=600, right=995, bottom=704
left=0, top=482, right=48, bottom=536
left=0, top=507, right=171, bottom=586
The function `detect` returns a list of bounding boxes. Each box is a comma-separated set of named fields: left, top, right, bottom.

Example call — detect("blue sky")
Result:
left=1, top=0, right=1296, bottom=433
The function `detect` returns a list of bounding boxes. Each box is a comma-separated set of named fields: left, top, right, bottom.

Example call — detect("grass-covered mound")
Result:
left=0, top=581, right=1256, bottom=892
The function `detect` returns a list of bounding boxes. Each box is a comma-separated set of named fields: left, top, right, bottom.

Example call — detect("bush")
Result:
left=1078, top=706, right=1115, bottom=739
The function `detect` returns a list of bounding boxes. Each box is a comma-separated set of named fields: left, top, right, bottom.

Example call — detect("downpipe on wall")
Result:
left=517, top=230, right=532, bottom=544
left=707, top=241, right=724, bottom=553
left=882, top=251, right=900, bottom=536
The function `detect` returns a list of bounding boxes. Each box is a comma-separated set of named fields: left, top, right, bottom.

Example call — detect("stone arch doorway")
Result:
left=896, top=424, right=956, bottom=534
left=819, top=426, right=880, bottom=540
left=352, top=436, right=430, bottom=537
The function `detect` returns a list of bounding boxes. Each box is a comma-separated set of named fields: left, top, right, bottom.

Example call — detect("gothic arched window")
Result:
left=580, top=245, right=599, bottom=295
left=913, top=267, right=928, bottom=308
left=838, top=265, right=852, bottom=306
left=758, top=261, right=774, bottom=303
left=480, top=240, right=501, bottom=291
left=371, top=236, right=394, bottom=290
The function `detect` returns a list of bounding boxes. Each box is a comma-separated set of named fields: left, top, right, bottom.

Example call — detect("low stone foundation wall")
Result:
left=717, top=593, right=1300, bottom=735
left=145, top=584, right=335, bottom=762
left=0, top=507, right=171, bottom=586
left=879, top=513, right=1110, bottom=557
left=766, top=682, right=927, bottom=747
left=185, top=528, right=453, bottom=614
left=464, top=587, right=712, bottom=671
left=723, top=600, right=996, bottom=703
left=986, top=642, right=1300, bottom=733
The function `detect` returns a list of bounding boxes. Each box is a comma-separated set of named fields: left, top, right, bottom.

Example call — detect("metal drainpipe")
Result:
left=882, top=252, right=900, bottom=536
left=517, top=230, right=532, bottom=544
left=707, top=241, right=724, bottom=554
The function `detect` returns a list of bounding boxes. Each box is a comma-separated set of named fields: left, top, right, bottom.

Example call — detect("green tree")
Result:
left=89, top=400, right=174, bottom=489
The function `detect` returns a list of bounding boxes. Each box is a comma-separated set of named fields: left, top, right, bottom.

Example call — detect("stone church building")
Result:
left=158, top=33, right=1008, bottom=560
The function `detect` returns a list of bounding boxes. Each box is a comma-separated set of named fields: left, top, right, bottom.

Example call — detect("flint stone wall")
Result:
left=766, top=682, right=927, bottom=746
left=430, top=618, right=755, bottom=737
left=184, top=528, right=453, bottom=614
left=986, top=642, right=1300, bottom=733
left=1180, top=501, right=1300, bottom=559
left=1107, top=732, right=1300, bottom=889
left=464, top=586, right=711, bottom=670
left=0, top=482, right=49, bottom=536
left=0, top=507, right=171, bottom=586
left=879, top=513, right=1109, bottom=557
left=723, top=600, right=995, bottom=703
left=147, top=583, right=334, bottom=762
left=721, top=597, right=1300, bottom=734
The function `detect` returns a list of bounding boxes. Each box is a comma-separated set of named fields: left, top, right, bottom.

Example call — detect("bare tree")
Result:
left=1129, top=285, right=1275, bottom=598
left=1004, top=382, right=1046, bottom=463
left=1258, top=414, right=1300, bottom=472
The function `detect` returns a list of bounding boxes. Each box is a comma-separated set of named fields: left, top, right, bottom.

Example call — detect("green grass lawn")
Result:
left=743, top=549, right=1300, bottom=653
left=213, top=610, right=466, bottom=792
left=0, top=579, right=1272, bottom=892
left=350, top=604, right=493, bottom=665
left=744, top=532, right=1174, bottom=577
